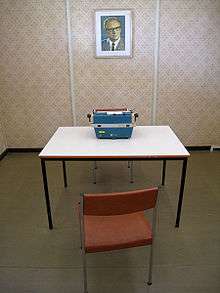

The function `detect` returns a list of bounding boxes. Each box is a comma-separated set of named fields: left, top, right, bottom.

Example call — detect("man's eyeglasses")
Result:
left=106, top=26, right=121, bottom=32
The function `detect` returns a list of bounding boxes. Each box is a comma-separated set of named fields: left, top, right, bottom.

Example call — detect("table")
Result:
left=39, top=126, right=190, bottom=229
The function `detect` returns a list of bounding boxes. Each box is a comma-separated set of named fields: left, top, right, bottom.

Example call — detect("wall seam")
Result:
left=0, top=108, right=7, bottom=152
left=151, top=0, right=161, bottom=125
left=65, top=0, right=76, bottom=126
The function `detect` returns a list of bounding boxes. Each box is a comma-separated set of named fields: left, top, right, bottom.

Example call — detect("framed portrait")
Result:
left=95, top=10, right=132, bottom=58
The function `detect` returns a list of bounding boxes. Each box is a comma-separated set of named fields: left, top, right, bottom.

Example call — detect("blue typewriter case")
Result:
left=87, top=109, right=138, bottom=139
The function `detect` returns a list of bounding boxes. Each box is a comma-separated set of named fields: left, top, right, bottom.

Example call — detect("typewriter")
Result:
left=87, top=108, right=138, bottom=139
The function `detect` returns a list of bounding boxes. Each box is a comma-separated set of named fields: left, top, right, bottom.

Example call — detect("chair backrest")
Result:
left=83, top=187, right=158, bottom=216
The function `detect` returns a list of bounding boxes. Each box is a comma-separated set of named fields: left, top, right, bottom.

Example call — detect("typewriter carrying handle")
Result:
left=134, top=113, right=138, bottom=122
left=87, top=113, right=91, bottom=122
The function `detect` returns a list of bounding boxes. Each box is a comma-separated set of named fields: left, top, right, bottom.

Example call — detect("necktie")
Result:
left=112, top=42, right=115, bottom=51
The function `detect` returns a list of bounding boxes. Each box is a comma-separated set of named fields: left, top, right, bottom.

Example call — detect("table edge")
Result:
left=39, top=154, right=190, bottom=159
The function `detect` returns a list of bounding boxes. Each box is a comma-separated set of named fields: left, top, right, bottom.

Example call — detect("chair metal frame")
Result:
left=79, top=195, right=88, bottom=293
left=79, top=188, right=158, bottom=292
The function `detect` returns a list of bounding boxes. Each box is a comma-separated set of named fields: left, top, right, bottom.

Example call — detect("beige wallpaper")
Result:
left=71, top=0, right=155, bottom=126
left=157, top=0, right=220, bottom=145
left=0, top=0, right=219, bottom=148
left=0, top=0, right=73, bottom=148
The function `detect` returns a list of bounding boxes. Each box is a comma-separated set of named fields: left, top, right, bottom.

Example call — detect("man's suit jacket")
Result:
left=101, top=38, right=125, bottom=51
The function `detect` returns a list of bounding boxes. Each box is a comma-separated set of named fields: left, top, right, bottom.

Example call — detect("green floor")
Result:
left=0, top=152, right=220, bottom=292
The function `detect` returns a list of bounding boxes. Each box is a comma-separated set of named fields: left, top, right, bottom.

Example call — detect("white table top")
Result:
left=39, top=126, right=190, bottom=159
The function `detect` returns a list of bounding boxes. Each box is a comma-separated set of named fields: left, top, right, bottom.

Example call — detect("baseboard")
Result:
left=0, top=149, right=8, bottom=160
left=186, top=146, right=211, bottom=151
left=210, top=145, right=220, bottom=152
left=0, top=148, right=42, bottom=161
left=7, top=148, right=42, bottom=153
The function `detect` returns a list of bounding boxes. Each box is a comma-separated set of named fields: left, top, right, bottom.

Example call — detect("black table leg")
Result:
left=62, top=161, right=67, bottom=188
left=41, top=159, right=53, bottom=229
left=175, top=158, right=188, bottom=227
left=161, top=159, right=166, bottom=186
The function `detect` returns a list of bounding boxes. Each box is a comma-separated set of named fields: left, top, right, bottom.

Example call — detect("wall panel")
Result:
left=0, top=1, right=72, bottom=147
left=157, top=0, right=220, bottom=145
left=71, top=0, right=155, bottom=126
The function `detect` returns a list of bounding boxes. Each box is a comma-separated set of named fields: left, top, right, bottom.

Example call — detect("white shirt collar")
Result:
left=107, top=38, right=121, bottom=50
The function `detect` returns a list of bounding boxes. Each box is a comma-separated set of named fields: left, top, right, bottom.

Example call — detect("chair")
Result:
left=78, top=187, right=158, bottom=293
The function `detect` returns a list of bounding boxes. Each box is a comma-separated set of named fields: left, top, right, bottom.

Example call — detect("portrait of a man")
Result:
left=101, top=16, right=125, bottom=51
left=95, top=10, right=132, bottom=58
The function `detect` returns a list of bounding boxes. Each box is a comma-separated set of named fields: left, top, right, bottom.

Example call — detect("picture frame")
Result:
left=95, top=10, right=132, bottom=58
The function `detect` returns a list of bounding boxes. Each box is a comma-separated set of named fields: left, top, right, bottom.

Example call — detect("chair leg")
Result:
left=147, top=243, right=154, bottom=285
left=130, top=161, right=134, bottom=183
left=82, top=248, right=88, bottom=293
left=147, top=200, right=157, bottom=286
left=79, top=217, right=83, bottom=250
left=93, top=162, right=96, bottom=184
left=128, top=161, right=131, bottom=168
